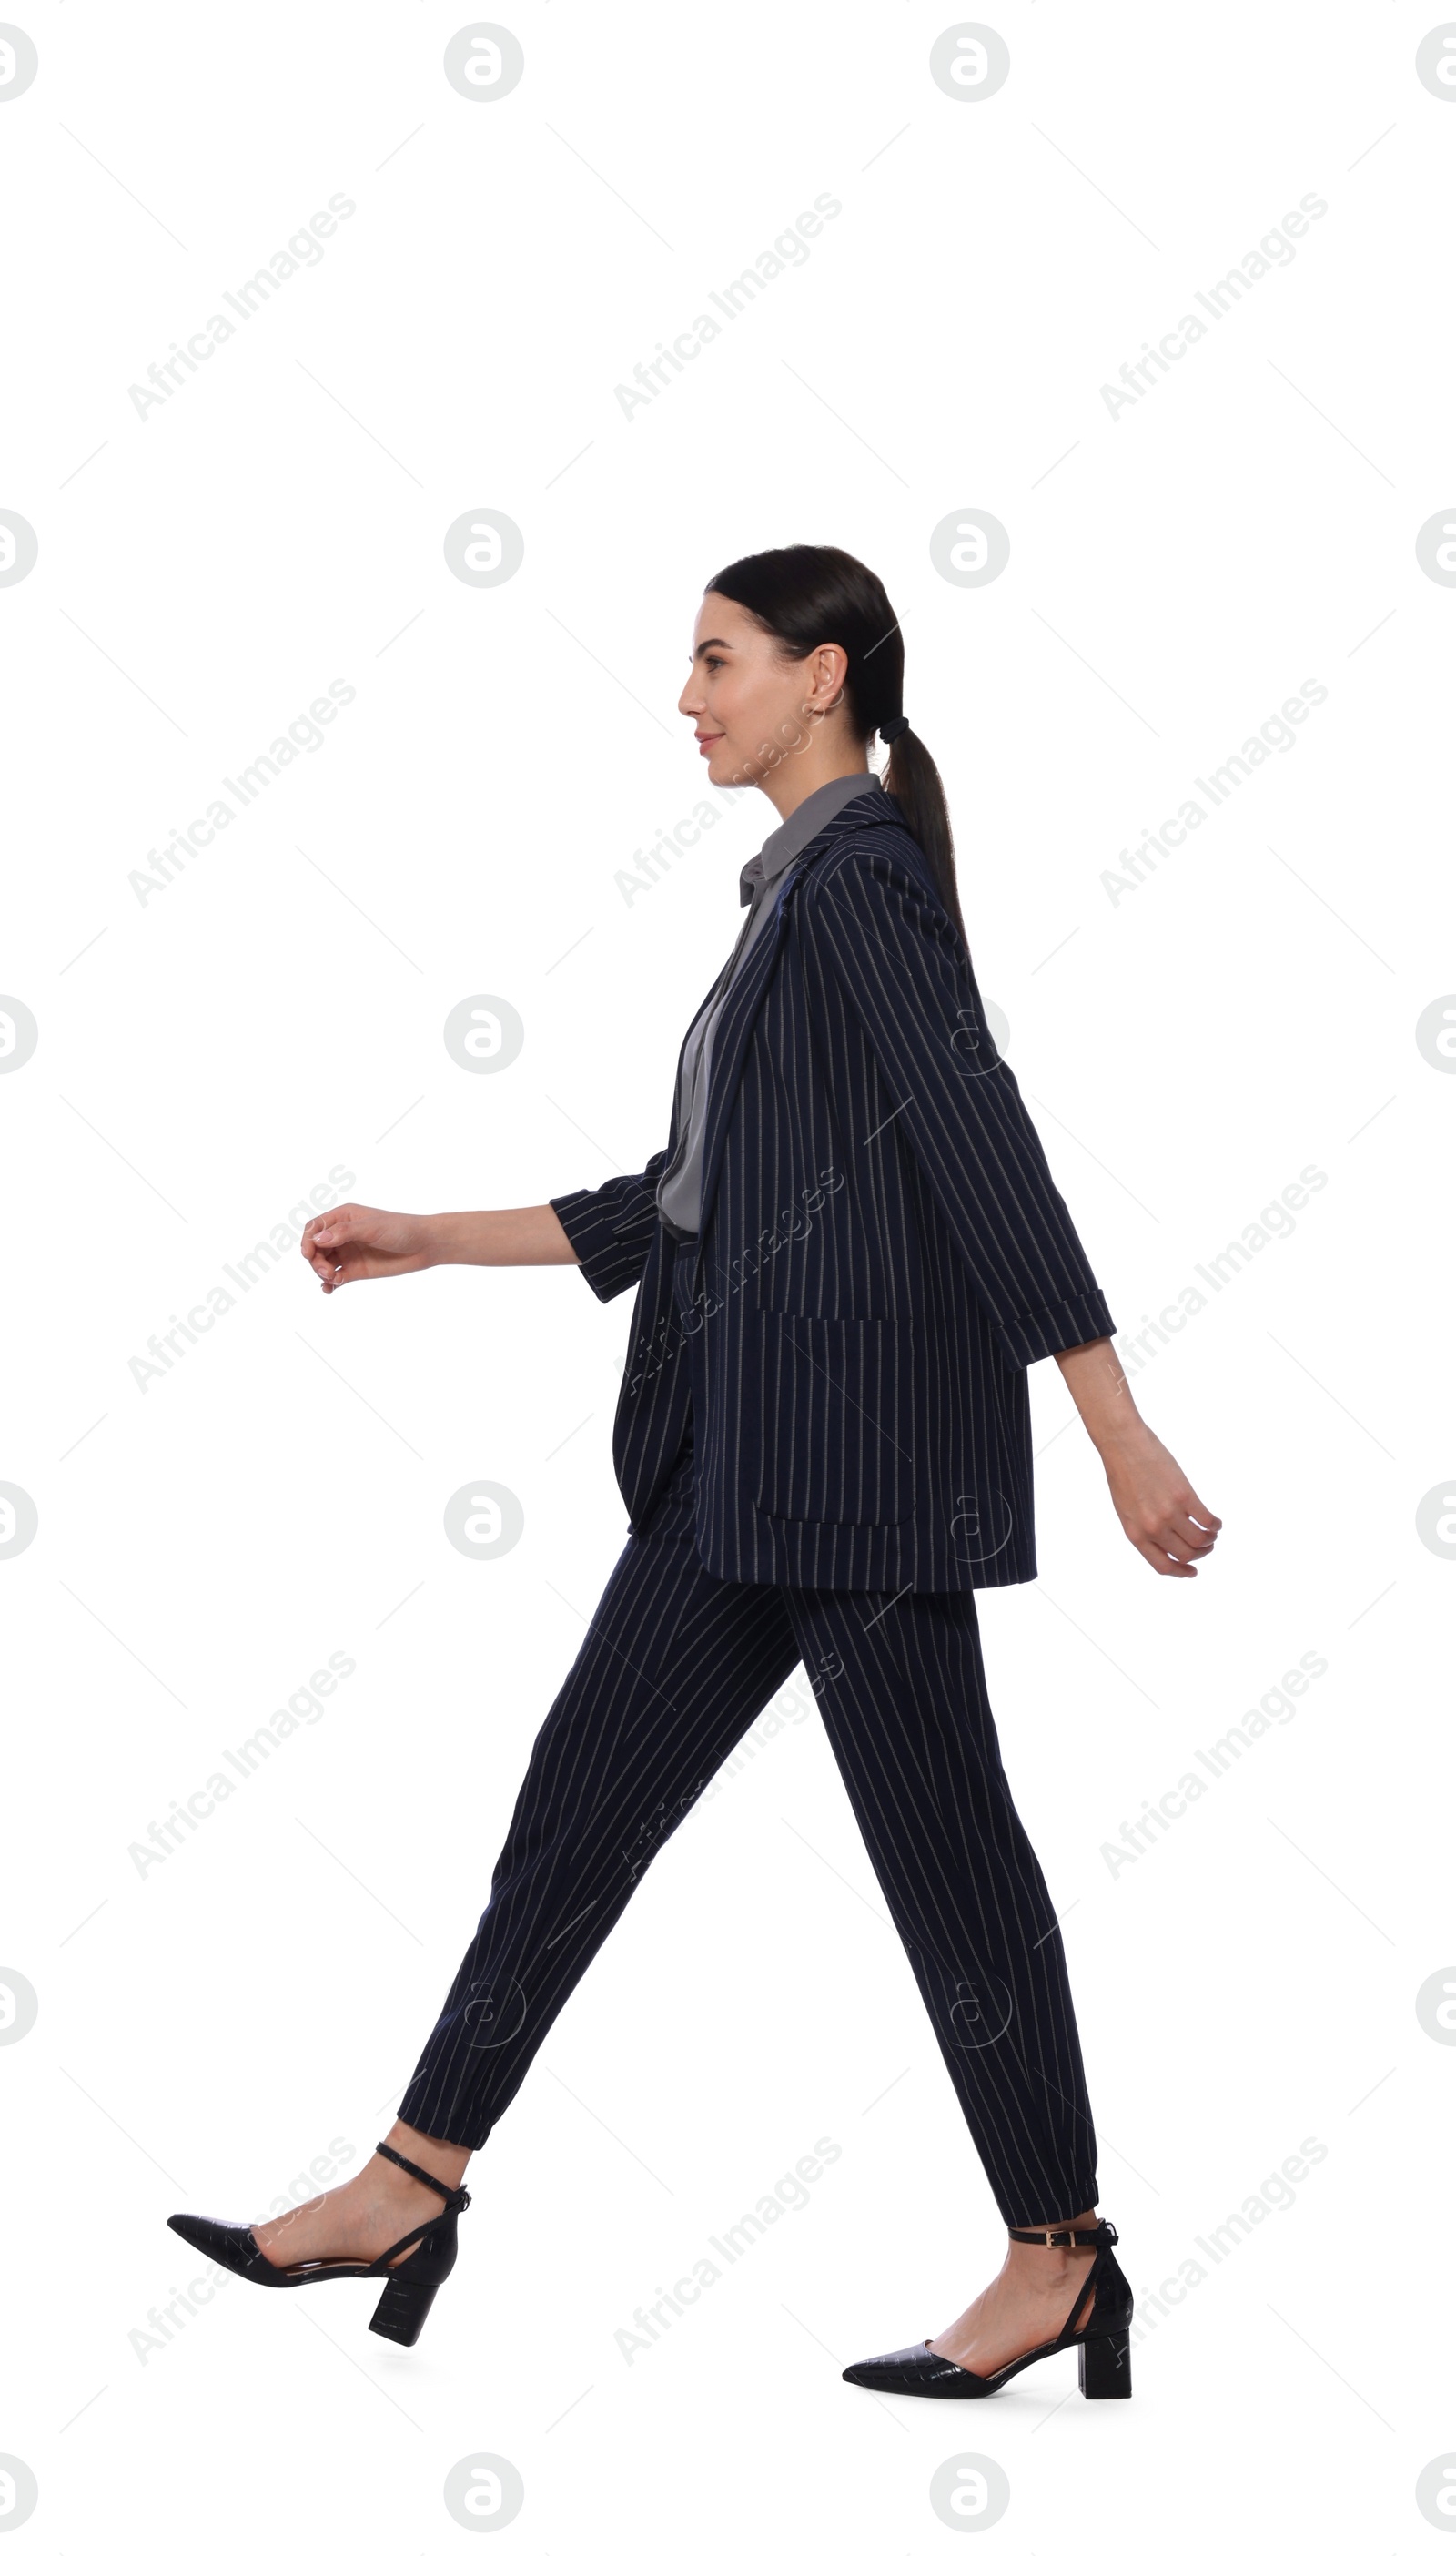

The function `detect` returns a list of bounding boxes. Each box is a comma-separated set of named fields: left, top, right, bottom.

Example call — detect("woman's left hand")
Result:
left=1099, top=1421, right=1222, bottom=1577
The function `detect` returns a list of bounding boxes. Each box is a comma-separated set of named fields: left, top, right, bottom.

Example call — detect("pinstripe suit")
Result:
left=547, top=786, right=1116, bottom=1591
left=400, top=787, right=1109, bottom=2220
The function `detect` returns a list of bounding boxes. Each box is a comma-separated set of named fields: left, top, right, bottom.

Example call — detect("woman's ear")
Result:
left=808, top=641, right=850, bottom=711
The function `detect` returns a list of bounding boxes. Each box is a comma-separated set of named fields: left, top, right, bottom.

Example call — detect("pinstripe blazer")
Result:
left=550, top=786, right=1117, bottom=1591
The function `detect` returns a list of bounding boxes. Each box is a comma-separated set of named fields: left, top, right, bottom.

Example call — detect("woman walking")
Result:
left=169, top=545, right=1220, bottom=2395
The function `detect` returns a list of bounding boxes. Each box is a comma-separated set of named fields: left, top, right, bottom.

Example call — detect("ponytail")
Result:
left=704, top=543, right=970, bottom=962
left=881, top=726, right=966, bottom=957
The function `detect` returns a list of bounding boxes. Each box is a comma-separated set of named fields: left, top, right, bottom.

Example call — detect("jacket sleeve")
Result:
left=548, top=1150, right=669, bottom=1303
left=805, top=847, right=1117, bottom=1367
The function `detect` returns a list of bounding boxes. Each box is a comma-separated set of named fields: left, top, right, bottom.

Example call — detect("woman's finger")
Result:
left=303, top=1204, right=363, bottom=1254
left=1155, top=1524, right=1206, bottom=1566
left=1130, top=1517, right=1204, bottom=1567
left=1137, top=1537, right=1198, bottom=1578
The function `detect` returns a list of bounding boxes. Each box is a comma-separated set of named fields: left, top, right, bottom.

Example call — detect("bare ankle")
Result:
left=1010, top=2208, right=1098, bottom=2236
left=376, top=2118, right=471, bottom=2191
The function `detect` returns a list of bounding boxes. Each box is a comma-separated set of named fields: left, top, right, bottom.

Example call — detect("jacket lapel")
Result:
left=685, top=789, right=913, bottom=1286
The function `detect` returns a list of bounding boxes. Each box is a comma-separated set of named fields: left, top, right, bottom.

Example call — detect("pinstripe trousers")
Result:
left=401, top=1295, right=1100, bottom=2227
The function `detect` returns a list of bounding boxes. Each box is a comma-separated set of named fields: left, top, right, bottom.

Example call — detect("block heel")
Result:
left=1078, top=2323, right=1131, bottom=2399
left=167, top=2140, right=472, bottom=2349
left=369, top=2270, right=441, bottom=2347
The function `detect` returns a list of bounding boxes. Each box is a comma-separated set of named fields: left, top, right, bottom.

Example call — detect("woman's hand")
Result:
left=1098, top=1419, right=1222, bottom=1578
left=301, top=1202, right=436, bottom=1293
left=1052, top=1337, right=1222, bottom=1577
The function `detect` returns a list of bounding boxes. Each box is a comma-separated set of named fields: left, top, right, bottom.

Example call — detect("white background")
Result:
left=3, top=2, right=1452, bottom=2547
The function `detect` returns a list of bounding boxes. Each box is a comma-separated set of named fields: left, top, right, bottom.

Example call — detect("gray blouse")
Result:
left=655, top=770, right=882, bottom=1238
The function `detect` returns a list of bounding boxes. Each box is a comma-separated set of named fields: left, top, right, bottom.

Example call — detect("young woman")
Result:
left=169, top=545, right=1220, bottom=2396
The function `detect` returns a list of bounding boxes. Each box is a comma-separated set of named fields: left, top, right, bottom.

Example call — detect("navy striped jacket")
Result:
left=550, top=786, right=1116, bottom=1590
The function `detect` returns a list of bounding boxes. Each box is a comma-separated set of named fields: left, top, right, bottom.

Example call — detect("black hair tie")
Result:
left=880, top=714, right=910, bottom=742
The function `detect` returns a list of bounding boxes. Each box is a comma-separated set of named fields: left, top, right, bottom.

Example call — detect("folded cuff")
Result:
left=993, top=1289, right=1116, bottom=1369
left=549, top=1183, right=653, bottom=1305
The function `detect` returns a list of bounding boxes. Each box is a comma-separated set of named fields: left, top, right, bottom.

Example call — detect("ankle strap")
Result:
left=376, top=2140, right=471, bottom=2210
left=1008, top=2217, right=1117, bottom=2249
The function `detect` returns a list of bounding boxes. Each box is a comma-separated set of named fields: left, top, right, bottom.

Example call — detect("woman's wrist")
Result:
left=417, top=1211, right=454, bottom=1269
left=1052, top=1337, right=1146, bottom=1456
left=411, top=1206, right=579, bottom=1272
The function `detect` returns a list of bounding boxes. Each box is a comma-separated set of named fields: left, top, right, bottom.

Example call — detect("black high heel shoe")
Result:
left=167, top=2141, right=472, bottom=2348
left=842, top=2217, right=1132, bottom=2399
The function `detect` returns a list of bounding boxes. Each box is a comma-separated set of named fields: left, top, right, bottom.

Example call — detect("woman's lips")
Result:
left=697, top=733, right=723, bottom=753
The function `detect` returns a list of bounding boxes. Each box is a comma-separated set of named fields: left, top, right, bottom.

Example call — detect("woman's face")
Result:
left=678, top=592, right=846, bottom=787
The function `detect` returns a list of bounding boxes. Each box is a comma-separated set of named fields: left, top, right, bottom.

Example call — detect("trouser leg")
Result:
left=399, top=1462, right=801, bottom=2149
left=785, top=1581, right=1098, bottom=2226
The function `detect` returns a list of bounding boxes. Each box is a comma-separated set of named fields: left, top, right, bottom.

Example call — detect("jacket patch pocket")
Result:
left=751, top=1312, right=916, bottom=1525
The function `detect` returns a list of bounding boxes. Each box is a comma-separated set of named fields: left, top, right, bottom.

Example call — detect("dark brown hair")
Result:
left=704, top=542, right=968, bottom=953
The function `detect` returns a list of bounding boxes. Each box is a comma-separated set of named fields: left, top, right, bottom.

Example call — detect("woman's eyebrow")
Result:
left=691, top=636, right=735, bottom=658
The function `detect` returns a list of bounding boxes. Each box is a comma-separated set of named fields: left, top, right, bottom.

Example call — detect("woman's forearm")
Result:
left=424, top=1203, right=580, bottom=1269
left=1052, top=1335, right=1141, bottom=1453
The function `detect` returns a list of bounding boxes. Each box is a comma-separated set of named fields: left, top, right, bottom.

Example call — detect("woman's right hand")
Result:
left=301, top=1202, right=436, bottom=1293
